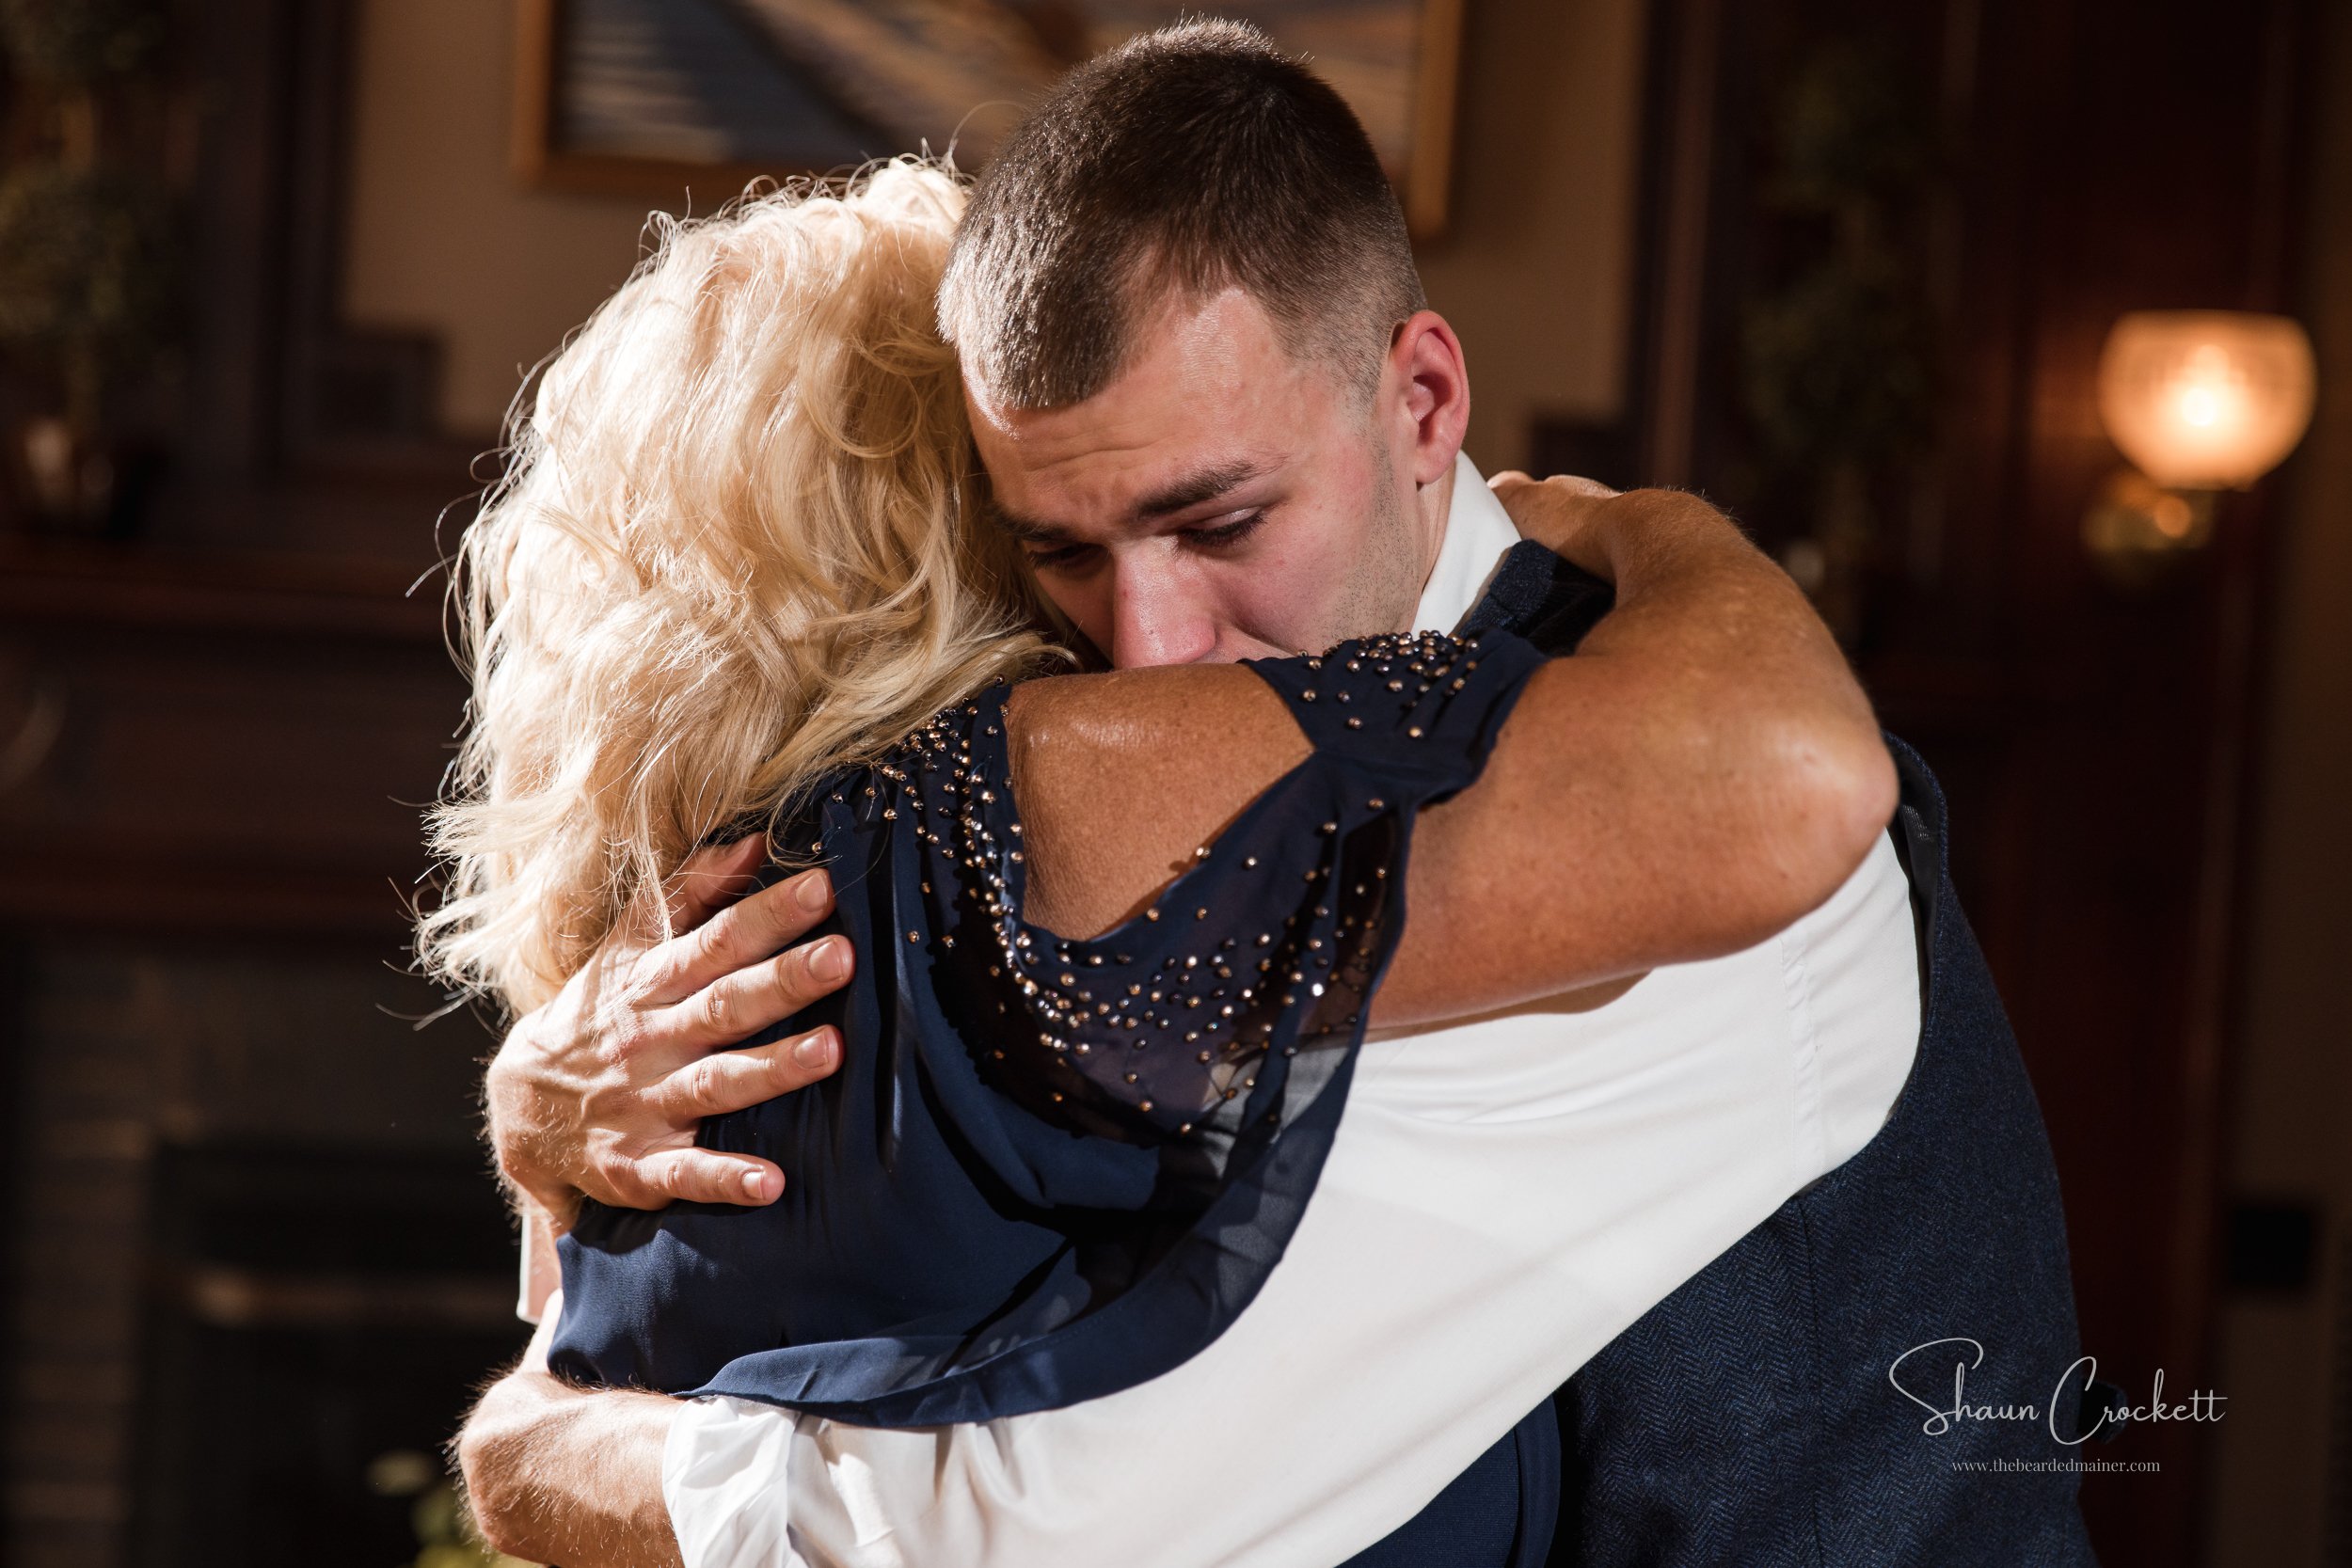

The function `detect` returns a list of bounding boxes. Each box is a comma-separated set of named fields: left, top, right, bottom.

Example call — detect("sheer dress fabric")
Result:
left=549, top=627, right=1548, bottom=1427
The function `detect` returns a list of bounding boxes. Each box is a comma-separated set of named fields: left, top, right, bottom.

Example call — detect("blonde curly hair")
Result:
left=420, top=160, right=1059, bottom=1015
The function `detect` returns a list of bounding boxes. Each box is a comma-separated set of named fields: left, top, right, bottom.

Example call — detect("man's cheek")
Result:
left=1210, top=567, right=1329, bottom=655
left=1239, top=525, right=1351, bottom=641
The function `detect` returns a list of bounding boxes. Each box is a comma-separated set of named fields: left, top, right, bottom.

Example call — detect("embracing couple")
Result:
left=437, top=21, right=2097, bottom=1568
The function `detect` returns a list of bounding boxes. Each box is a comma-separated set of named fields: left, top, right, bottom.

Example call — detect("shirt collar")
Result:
left=1413, top=450, right=1522, bottom=634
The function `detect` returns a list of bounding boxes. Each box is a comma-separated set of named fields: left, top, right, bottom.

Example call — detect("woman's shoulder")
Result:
left=837, top=630, right=1549, bottom=1136
left=771, top=680, right=1016, bottom=847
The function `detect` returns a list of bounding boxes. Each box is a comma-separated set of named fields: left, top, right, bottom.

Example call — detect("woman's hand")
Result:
left=485, top=836, right=855, bottom=1230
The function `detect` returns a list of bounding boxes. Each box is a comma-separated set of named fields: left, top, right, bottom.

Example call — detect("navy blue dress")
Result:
left=551, top=626, right=1558, bottom=1564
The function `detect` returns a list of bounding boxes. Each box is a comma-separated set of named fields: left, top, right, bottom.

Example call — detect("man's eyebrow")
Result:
left=983, top=458, right=1270, bottom=544
left=984, top=501, right=1073, bottom=546
left=1134, top=459, right=1266, bottom=519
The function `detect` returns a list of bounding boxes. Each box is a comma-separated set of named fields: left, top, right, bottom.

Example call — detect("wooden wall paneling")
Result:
left=163, top=0, right=481, bottom=562
left=177, top=0, right=302, bottom=485
left=0, top=544, right=459, bottom=937
left=3, top=0, right=480, bottom=937
left=1931, top=14, right=2308, bottom=1564
left=3, top=5, right=494, bottom=1560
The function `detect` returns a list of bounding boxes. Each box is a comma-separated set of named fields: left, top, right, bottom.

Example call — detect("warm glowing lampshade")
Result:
left=2097, top=310, right=2316, bottom=490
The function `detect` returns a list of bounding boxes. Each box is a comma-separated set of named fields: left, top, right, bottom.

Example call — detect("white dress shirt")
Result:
left=654, top=452, right=1922, bottom=1568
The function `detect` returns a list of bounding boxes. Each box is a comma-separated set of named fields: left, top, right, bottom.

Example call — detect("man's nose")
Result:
left=1106, top=558, right=1219, bottom=669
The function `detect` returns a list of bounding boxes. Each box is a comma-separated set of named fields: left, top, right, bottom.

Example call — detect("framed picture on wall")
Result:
left=510, top=0, right=1466, bottom=235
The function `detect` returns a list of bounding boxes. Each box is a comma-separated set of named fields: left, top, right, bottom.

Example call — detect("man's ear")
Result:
left=1388, top=310, right=1470, bottom=487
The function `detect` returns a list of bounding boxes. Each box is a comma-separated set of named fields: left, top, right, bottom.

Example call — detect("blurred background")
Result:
left=0, top=0, right=2344, bottom=1564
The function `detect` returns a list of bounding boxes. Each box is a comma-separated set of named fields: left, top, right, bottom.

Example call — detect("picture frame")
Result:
left=510, top=0, right=1466, bottom=236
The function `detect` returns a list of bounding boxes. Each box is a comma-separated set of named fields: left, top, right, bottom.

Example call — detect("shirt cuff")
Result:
left=663, top=1395, right=806, bottom=1568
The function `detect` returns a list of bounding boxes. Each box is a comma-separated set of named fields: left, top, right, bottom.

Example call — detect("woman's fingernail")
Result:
left=809, top=937, right=849, bottom=981
left=793, top=1028, right=836, bottom=1068
left=795, top=869, right=831, bottom=911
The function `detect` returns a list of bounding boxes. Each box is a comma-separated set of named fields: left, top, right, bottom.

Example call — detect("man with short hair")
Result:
left=938, top=17, right=1460, bottom=672
left=460, top=22, right=2093, bottom=1567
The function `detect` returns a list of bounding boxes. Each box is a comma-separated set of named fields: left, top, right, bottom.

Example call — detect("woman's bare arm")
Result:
left=1009, top=481, right=1896, bottom=1029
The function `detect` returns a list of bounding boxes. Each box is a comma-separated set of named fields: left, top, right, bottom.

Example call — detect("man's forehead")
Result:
left=964, top=289, right=1333, bottom=531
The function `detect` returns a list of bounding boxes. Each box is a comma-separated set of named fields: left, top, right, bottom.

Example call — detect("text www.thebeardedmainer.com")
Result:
left=1950, top=1459, right=2161, bottom=1474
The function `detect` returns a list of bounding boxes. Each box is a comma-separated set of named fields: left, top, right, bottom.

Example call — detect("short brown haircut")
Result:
left=938, top=19, right=1426, bottom=410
